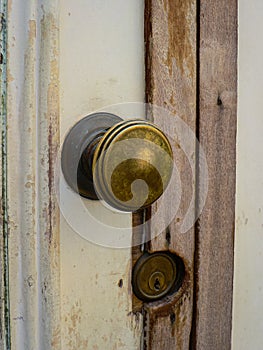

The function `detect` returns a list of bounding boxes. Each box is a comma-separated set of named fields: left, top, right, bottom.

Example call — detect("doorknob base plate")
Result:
left=61, top=112, right=122, bottom=199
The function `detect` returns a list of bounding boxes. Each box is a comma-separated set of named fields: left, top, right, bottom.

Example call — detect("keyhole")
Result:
left=154, top=278, right=161, bottom=291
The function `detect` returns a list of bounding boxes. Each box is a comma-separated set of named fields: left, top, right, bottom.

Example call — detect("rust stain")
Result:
left=51, top=326, right=61, bottom=348
left=143, top=257, right=192, bottom=348
left=7, top=0, right=12, bottom=13
left=28, top=20, right=36, bottom=43
left=145, top=0, right=196, bottom=120
left=38, top=11, right=61, bottom=350
left=165, top=0, right=195, bottom=77
left=46, top=57, right=59, bottom=247
left=64, top=301, right=89, bottom=349
left=46, top=58, right=59, bottom=245
left=7, top=67, right=14, bottom=82
left=39, top=13, right=60, bottom=249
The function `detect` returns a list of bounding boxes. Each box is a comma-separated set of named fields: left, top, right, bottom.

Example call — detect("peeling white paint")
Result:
left=7, top=0, right=60, bottom=349
left=7, top=0, right=144, bottom=349
left=60, top=1, right=144, bottom=349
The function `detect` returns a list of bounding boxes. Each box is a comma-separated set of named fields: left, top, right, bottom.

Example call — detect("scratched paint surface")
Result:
left=60, top=1, right=144, bottom=349
left=7, top=1, right=144, bottom=349
left=7, top=0, right=60, bottom=349
left=0, top=0, right=10, bottom=349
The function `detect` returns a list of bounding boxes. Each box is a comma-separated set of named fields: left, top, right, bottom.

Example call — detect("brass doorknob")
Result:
left=61, top=112, right=173, bottom=212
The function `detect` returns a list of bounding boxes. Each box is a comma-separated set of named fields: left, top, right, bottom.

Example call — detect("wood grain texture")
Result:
left=192, top=0, right=237, bottom=348
left=143, top=0, right=237, bottom=348
left=143, top=0, right=197, bottom=348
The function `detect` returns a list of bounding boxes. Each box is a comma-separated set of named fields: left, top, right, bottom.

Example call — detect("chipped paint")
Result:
left=0, top=1, right=10, bottom=349
left=7, top=1, right=61, bottom=349
left=7, top=1, right=145, bottom=349
left=36, top=5, right=61, bottom=349
left=60, top=1, right=144, bottom=349
left=63, top=301, right=89, bottom=349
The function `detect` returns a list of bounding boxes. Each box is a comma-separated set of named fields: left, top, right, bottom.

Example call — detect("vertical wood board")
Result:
left=192, top=0, right=237, bottom=348
left=143, top=0, right=197, bottom=348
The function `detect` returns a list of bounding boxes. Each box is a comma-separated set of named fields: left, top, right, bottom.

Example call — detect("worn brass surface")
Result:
left=62, top=113, right=173, bottom=211
left=92, top=119, right=173, bottom=211
left=132, top=252, right=178, bottom=301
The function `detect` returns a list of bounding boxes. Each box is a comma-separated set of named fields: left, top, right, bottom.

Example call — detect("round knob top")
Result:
left=92, top=119, right=173, bottom=212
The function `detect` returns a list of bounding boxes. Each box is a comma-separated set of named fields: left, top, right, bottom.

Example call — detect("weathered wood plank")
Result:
left=143, top=0, right=196, bottom=348
left=192, top=0, right=237, bottom=348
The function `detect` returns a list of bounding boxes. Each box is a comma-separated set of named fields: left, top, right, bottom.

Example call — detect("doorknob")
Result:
left=61, top=112, right=173, bottom=212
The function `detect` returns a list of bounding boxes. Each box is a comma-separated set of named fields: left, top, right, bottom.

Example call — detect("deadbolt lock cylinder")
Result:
left=132, top=251, right=185, bottom=302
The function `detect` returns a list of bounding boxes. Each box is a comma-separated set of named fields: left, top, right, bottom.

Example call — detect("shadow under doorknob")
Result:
left=61, top=112, right=173, bottom=212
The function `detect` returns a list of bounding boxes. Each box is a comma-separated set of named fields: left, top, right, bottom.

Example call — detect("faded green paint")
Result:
left=0, top=0, right=10, bottom=349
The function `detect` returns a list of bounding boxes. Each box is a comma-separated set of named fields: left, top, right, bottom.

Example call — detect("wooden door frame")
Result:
left=133, top=0, right=237, bottom=348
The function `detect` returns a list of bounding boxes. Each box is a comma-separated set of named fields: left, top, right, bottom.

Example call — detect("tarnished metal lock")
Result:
left=132, top=251, right=184, bottom=302
left=61, top=112, right=173, bottom=212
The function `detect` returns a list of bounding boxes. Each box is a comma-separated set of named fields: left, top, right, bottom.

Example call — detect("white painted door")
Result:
left=59, top=1, right=144, bottom=349
left=5, top=1, right=144, bottom=349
